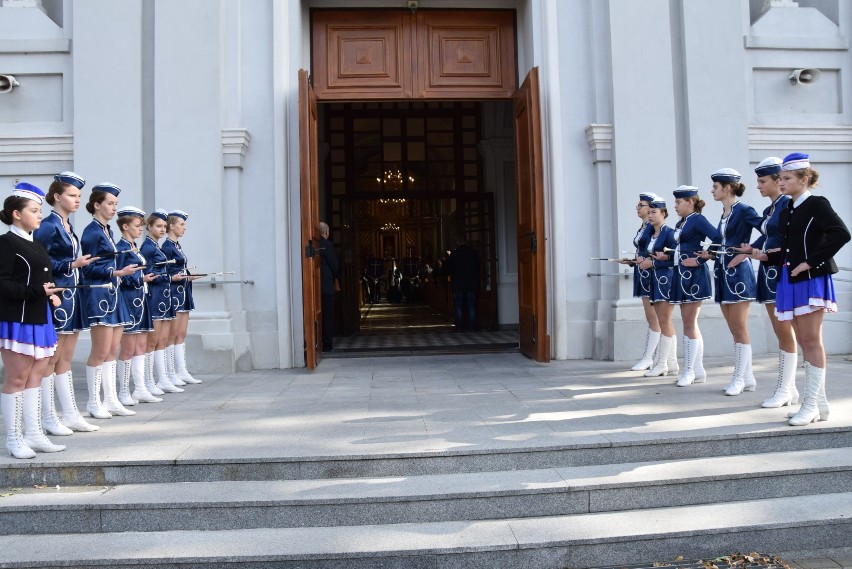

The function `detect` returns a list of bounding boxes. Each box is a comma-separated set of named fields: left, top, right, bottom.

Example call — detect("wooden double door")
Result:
left=300, top=11, right=548, bottom=369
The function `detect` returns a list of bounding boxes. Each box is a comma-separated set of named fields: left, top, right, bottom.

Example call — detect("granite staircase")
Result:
left=0, top=427, right=851, bottom=568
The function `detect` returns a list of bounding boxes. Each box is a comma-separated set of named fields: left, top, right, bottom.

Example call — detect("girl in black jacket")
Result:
left=756, top=153, right=850, bottom=426
left=0, top=183, right=66, bottom=458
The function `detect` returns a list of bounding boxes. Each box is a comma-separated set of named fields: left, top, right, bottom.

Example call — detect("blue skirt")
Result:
left=0, top=306, right=58, bottom=359
left=52, top=287, right=89, bottom=333
left=148, top=281, right=175, bottom=321
left=775, top=266, right=837, bottom=322
left=755, top=262, right=780, bottom=304
left=83, top=281, right=130, bottom=327
left=714, top=255, right=757, bottom=304
left=631, top=265, right=641, bottom=298
left=649, top=267, right=674, bottom=304
left=172, top=279, right=195, bottom=312
left=637, top=267, right=653, bottom=299
left=121, top=286, right=154, bottom=334
left=671, top=263, right=712, bottom=304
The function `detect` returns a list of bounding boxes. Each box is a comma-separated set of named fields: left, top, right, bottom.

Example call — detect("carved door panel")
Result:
left=514, top=67, right=549, bottom=362
left=299, top=69, right=322, bottom=369
left=312, top=10, right=516, bottom=100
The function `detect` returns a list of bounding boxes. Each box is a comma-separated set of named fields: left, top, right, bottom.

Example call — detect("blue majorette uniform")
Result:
left=670, top=213, right=720, bottom=304
left=140, top=232, right=174, bottom=321
left=645, top=223, right=677, bottom=304
left=161, top=238, right=194, bottom=312
left=751, top=194, right=791, bottom=304
left=33, top=211, right=88, bottom=333
left=713, top=201, right=762, bottom=304
left=80, top=217, right=130, bottom=327
left=632, top=222, right=653, bottom=298
left=116, top=236, right=153, bottom=334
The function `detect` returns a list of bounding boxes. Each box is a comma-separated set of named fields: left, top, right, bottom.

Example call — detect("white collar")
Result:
left=10, top=225, right=33, bottom=241
left=793, top=191, right=812, bottom=208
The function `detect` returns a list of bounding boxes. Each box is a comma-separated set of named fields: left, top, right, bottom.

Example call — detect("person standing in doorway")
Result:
left=444, top=235, right=481, bottom=332
left=318, top=221, right=340, bottom=352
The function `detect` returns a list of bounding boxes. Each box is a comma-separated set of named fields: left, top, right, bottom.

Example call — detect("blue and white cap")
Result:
left=649, top=198, right=667, bottom=210
left=54, top=171, right=85, bottom=189
left=117, top=206, right=146, bottom=219
left=150, top=209, right=168, bottom=222
left=782, top=152, right=810, bottom=171
left=754, top=157, right=782, bottom=177
left=639, top=192, right=660, bottom=203
left=711, top=168, right=742, bottom=184
left=11, top=182, right=45, bottom=205
left=673, top=185, right=699, bottom=198
left=168, top=209, right=189, bottom=221
left=92, top=183, right=121, bottom=197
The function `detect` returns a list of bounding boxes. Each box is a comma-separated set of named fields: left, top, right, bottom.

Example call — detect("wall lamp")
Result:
left=0, top=75, right=20, bottom=94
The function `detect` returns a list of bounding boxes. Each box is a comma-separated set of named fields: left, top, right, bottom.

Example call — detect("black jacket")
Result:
left=0, top=232, right=53, bottom=324
left=444, top=243, right=481, bottom=293
left=766, top=194, right=850, bottom=284
left=318, top=236, right=340, bottom=296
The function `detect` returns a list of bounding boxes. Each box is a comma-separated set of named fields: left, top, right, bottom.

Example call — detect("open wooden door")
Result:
left=514, top=67, right=549, bottom=362
left=299, top=69, right=322, bottom=369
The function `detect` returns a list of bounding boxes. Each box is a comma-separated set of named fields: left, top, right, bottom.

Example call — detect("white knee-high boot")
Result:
left=742, top=344, right=756, bottom=392
left=154, top=349, right=183, bottom=393
left=644, top=335, right=674, bottom=377
left=116, top=359, right=137, bottom=406
left=131, top=354, right=162, bottom=403
left=724, top=343, right=755, bottom=396
left=22, top=387, right=66, bottom=453
left=174, top=343, right=201, bottom=384
left=165, top=345, right=186, bottom=387
left=2, top=392, right=35, bottom=459
left=789, top=362, right=825, bottom=426
left=101, top=360, right=135, bottom=416
left=667, top=335, right=679, bottom=377
left=631, top=329, right=660, bottom=371
left=762, top=350, right=798, bottom=408
left=693, top=336, right=707, bottom=383
left=54, top=371, right=99, bottom=431
left=40, top=374, right=73, bottom=436
left=144, top=352, right=165, bottom=396
left=85, top=365, right=112, bottom=419
left=676, top=337, right=699, bottom=387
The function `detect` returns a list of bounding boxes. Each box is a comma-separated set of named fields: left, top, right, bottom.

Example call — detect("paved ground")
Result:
left=2, top=350, right=851, bottom=565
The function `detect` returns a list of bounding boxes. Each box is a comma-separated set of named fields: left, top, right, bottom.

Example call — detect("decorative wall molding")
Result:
left=0, top=134, right=72, bottom=163
left=0, top=38, right=70, bottom=53
left=221, top=128, right=251, bottom=169
left=748, top=125, right=852, bottom=158
left=585, top=123, right=613, bottom=163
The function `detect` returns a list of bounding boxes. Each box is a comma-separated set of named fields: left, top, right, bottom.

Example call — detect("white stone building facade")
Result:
left=1, top=0, right=849, bottom=371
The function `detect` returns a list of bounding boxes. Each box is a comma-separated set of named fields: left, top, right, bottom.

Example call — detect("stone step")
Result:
left=1, top=447, right=849, bottom=535
left=0, top=492, right=849, bottom=569
left=2, top=425, right=850, bottom=487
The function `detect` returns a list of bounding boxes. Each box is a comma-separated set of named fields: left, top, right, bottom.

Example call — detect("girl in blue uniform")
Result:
left=1, top=183, right=65, bottom=458
left=80, top=184, right=139, bottom=419
left=737, top=158, right=798, bottom=408
left=700, top=169, right=763, bottom=396
left=620, top=193, right=660, bottom=371
left=33, top=172, right=99, bottom=434
left=638, top=199, right=678, bottom=377
left=141, top=210, right=183, bottom=394
left=669, top=186, right=722, bottom=386
left=115, top=207, right=161, bottom=405
left=755, top=153, right=850, bottom=425
left=162, top=210, right=200, bottom=385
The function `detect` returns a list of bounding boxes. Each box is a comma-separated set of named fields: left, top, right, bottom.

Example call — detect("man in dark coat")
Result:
left=443, top=235, right=480, bottom=332
left=318, top=221, right=340, bottom=351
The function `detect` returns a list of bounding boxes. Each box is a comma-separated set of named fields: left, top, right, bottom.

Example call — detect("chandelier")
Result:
left=377, top=167, right=413, bottom=204
left=380, top=222, right=400, bottom=231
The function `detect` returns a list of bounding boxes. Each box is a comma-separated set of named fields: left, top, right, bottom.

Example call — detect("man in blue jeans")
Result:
left=443, top=235, right=480, bottom=332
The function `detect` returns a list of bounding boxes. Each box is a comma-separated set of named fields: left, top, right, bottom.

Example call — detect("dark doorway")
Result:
left=318, top=101, right=514, bottom=354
